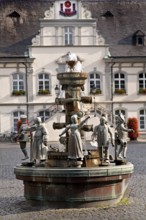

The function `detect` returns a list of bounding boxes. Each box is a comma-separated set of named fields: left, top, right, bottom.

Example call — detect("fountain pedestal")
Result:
left=14, top=162, right=134, bottom=208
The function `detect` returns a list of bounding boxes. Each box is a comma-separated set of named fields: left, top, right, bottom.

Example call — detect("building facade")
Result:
left=0, top=0, right=146, bottom=140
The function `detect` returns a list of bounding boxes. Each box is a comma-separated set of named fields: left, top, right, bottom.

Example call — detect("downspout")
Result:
left=111, top=62, right=115, bottom=124
left=22, top=62, right=29, bottom=119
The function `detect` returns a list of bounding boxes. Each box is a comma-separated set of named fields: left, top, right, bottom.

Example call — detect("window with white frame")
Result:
left=38, top=73, right=50, bottom=93
left=139, top=73, right=146, bottom=89
left=89, top=72, right=101, bottom=93
left=139, top=109, right=146, bottom=129
left=115, top=109, right=126, bottom=117
left=114, top=73, right=126, bottom=93
left=115, top=109, right=126, bottom=125
left=13, top=73, right=25, bottom=91
left=64, top=27, right=73, bottom=45
left=38, top=110, right=50, bottom=122
left=13, top=111, right=25, bottom=131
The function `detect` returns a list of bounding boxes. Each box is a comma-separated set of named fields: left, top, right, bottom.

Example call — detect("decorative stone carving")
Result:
left=56, top=52, right=84, bottom=73
left=65, top=52, right=83, bottom=72
left=82, top=7, right=92, bottom=19
left=32, top=35, right=41, bottom=46
left=44, top=7, right=54, bottom=19
left=27, top=66, right=33, bottom=74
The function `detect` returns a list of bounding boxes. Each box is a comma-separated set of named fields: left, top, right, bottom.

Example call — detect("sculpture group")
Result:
left=17, top=112, right=133, bottom=167
left=17, top=52, right=134, bottom=167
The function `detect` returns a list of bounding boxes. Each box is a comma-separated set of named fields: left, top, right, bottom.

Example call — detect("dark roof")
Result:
left=86, top=1, right=146, bottom=57
left=1, top=0, right=146, bottom=57
left=0, top=0, right=53, bottom=56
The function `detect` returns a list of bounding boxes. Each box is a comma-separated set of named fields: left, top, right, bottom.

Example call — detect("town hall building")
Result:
left=0, top=0, right=146, bottom=140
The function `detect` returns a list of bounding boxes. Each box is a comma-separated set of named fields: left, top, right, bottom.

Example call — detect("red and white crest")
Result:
left=60, top=1, right=77, bottom=17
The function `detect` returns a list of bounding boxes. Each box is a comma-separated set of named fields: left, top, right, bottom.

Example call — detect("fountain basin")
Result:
left=14, top=162, right=134, bottom=208
left=57, top=72, right=87, bottom=87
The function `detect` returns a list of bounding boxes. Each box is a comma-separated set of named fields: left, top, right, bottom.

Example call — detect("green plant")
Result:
left=139, top=88, right=146, bottom=94
left=114, top=89, right=126, bottom=94
left=12, top=90, right=25, bottom=96
left=38, top=90, right=50, bottom=95
left=90, top=89, right=101, bottom=95
left=127, top=117, right=139, bottom=140
left=118, top=197, right=129, bottom=206
left=95, top=89, right=102, bottom=94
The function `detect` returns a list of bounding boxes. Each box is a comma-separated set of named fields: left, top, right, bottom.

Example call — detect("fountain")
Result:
left=14, top=52, right=134, bottom=208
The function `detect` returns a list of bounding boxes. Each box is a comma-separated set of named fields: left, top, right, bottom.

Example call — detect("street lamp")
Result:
left=55, top=85, right=60, bottom=111
left=91, top=85, right=97, bottom=117
left=55, top=85, right=60, bottom=97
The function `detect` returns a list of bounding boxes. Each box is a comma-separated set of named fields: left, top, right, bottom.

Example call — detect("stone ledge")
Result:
left=14, top=162, right=134, bottom=178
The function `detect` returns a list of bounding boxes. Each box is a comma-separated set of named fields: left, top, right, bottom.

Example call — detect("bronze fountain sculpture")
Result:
left=14, top=52, right=134, bottom=208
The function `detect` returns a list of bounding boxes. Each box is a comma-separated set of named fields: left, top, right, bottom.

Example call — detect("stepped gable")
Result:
left=1, top=0, right=146, bottom=57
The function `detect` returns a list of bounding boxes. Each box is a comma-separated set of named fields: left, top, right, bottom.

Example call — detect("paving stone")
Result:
left=0, top=141, right=146, bottom=219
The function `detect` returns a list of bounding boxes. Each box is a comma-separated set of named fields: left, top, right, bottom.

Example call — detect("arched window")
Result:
left=38, top=110, right=50, bottom=122
left=139, top=73, right=146, bottom=94
left=114, top=73, right=126, bottom=94
left=38, top=73, right=50, bottom=94
left=13, top=111, right=25, bottom=131
left=12, top=73, right=25, bottom=91
left=89, top=72, right=101, bottom=94
left=139, top=109, right=146, bottom=129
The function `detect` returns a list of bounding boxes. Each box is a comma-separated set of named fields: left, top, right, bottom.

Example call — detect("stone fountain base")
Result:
left=14, top=162, right=134, bottom=208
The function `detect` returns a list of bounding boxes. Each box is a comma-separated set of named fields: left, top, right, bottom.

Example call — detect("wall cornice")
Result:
left=105, top=57, right=146, bottom=63
left=0, top=57, right=35, bottom=63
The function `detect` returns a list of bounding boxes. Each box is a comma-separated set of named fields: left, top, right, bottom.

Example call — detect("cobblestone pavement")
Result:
left=0, top=141, right=146, bottom=220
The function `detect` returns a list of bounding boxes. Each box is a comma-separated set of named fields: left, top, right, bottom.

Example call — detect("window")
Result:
left=38, top=110, right=50, bottom=122
left=114, top=73, right=126, bottom=94
left=8, top=11, right=20, bottom=18
left=13, top=73, right=25, bottom=91
left=13, top=111, right=25, bottom=131
left=115, top=109, right=126, bottom=117
left=139, top=109, right=146, bottom=129
left=115, top=109, right=126, bottom=125
left=102, top=11, right=114, bottom=18
left=38, top=73, right=50, bottom=94
left=64, top=27, right=73, bottom=45
left=137, top=37, right=143, bottom=45
left=139, top=73, right=146, bottom=93
left=133, top=30, right=145, bottom=46
left=8, top=11, right=20, bottom=23
left=89, top=72, right=101, bottom=94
